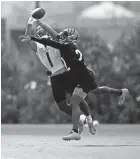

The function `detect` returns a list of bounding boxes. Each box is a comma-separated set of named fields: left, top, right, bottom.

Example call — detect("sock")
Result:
left=87, top=115, right=93, bottom=123
left=73, top=129, right=78, bottom=133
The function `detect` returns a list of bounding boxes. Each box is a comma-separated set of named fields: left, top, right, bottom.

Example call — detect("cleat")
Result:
left=93, top=120, right=99, bottom=129
left=79, top=114, right=87, bottom=134
left=88, top=121, right=96, bottom=135
left=118, top=88, right=129, bottom=105
left=79, top=115, right=99, bottom=135
left=62, top=130, right=81, bottom=141
left=87, top=115, right=96, bottom=135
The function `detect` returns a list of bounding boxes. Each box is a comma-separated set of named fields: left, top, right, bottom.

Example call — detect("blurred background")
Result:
left=1, top=1, right=140, bottom=124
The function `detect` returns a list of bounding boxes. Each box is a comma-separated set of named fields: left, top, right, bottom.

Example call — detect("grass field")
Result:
left=1, top=124, right=140, bottom=159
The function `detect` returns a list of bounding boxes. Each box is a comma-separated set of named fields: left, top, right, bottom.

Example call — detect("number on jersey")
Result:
left=75, top=49, right=83, bottom=61
left=46, top=52, right=53, bottom=67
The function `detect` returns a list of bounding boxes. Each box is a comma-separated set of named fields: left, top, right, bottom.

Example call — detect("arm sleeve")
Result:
left=25, top=23, right=32, bottom=36
left=36, top=20, right=58, bottom=40
left=31, top=36, right=66, bottom=50
left=36, top=42, right=46, bottom=54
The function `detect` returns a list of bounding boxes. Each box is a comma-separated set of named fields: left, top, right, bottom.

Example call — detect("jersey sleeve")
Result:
left=31, top=36, right=68, bottom=50
left=36, top=42, right=46, bottom=54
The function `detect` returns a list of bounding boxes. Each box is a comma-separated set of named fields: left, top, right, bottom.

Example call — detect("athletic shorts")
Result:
left=51, top=71, right=76, bottom=104
left=51, top=64, right=98, bottom=103
left=70, top=63, right=98, bottom=93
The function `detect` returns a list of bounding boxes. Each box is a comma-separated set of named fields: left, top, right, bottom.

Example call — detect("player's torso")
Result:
left=36, top=42, right=67, bottom=76
left=60, top=44, right=85, bottom=69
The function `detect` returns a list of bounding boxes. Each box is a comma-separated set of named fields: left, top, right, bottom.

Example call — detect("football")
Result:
left=31, top=8, right=46, bottom=19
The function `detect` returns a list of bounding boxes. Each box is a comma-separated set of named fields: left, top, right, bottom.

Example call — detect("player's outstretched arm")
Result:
left=36, top=20, right=58, bottom=39
left=25, top=17, right=34, bottom=36
left=30, top=36, right=65, bottom=50
left=24, top=17, right=37, bottom=52
left=19, top=34, right=68, bottom=50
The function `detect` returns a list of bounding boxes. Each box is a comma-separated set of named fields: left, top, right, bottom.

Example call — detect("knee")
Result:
left=70, top=94, right=82, bottom=106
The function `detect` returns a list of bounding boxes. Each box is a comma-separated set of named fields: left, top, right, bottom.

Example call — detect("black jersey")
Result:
left=31, top=36, right=98, bottom=93
left=31, top=36, right=85, bottom=69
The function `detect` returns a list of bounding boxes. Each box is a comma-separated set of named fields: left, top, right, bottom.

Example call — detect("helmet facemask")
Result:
left=36, top=26, right=51, bottom=38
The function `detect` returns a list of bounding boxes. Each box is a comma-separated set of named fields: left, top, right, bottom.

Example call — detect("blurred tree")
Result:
left=1, top=21, right=140, bottom=123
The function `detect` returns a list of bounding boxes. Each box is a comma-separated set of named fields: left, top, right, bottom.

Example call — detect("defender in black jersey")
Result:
left=28, top=25, right=128, bottom=105
left=28, top=35, right=98, bottom=94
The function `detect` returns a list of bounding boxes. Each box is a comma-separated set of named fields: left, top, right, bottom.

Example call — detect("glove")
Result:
left=19, top=35, right=31, bottom=43
left=28, top=16, right=37, bottom=25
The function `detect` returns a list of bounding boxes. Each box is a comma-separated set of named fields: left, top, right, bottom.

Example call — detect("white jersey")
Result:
left=36, top=42, right=66, bottom=75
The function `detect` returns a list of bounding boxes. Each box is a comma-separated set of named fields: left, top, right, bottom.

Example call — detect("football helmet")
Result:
left=36, top=25, right=50, bottom=38
left=58, top=28, right=80, bottom=44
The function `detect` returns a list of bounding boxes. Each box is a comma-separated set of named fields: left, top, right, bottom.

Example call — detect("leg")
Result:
left=51, top=74, right=72, bottom=116
left=70, top=87, right=96, bottom=135
left=94, top=86, right=122, bottom=96
left=57, top=94, right=92, bottom=117
left=70, top=94, right=82, bottom=132
left=92, top=86, right=129, bottom=105
left=62, top=92, right=92, bottom=141
left=62, top=90, right=82, bottom=141
left=65, top=92, right=91, bottom=117
left=63, top=91, right=97, bottom=135
left=62, top=69, right=97, bottom=140
left=62, top=87, right=96, bottom=141
left=79, top=99, right=91, bottom=116
left=84, top=92, right=101, bottom=118
left=87, top=67, right=129, bottom=105
left=63, top=67, right=99, bottom=137
left=72, top=67, right=100, bottom=134
left=53, top=86, right=89, bottom=140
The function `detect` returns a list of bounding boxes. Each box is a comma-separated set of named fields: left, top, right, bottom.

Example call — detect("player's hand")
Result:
left=28, top=16, right=37, bottom=24
left=19, top=35, right=31, bottom=42
left=27, top=10, right=38, bottom=24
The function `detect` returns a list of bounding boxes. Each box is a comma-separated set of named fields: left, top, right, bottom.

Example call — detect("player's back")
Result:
left=59, top=42, right=85, bottom=70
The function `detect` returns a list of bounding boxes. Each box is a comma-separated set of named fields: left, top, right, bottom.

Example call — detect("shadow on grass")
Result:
left=74, top=144, right=140, bottom=147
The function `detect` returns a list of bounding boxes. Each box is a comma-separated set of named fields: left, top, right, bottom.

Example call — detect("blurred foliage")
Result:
left=1, top=23, right=140, bottom=124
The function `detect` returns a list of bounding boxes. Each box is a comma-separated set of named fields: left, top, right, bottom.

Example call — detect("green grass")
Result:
left=1, top=124, right=140, bottom=159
